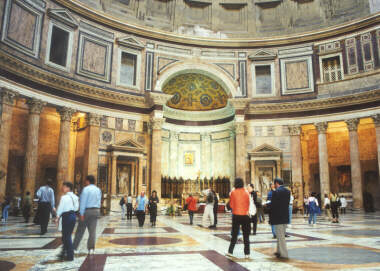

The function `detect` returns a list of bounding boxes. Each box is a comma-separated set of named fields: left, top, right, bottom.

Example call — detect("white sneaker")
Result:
left=245, top=255, right=251, bottom=260
left=238, top=235, right=243, bottom=241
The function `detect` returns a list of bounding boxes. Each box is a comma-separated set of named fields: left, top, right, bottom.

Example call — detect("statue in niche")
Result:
left=258, top=168, right=273, bottom=197
left=118, top=166, right=130, bottom=195
left=337, top=166, right=351, bottom=193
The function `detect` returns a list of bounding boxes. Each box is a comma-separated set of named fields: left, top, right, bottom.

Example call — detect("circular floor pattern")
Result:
left=109, top=237, right=182, bottom=246
left=0, top=260, right=16, bottom=271
left=330, top=229, right=380, bottom=237
left=288, top=247, right=380, bottom=264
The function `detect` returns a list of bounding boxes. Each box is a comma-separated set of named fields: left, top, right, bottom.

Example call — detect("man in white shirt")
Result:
left=340, top=195, right=347, bottom=214
left=55, top=182, right=79, bottom=261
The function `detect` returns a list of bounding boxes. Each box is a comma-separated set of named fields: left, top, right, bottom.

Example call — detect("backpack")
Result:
left=119, top=198, right=125, bottom=206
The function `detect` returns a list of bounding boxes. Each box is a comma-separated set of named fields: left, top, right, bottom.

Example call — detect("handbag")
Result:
left=249, top=195, right=257, bottom=217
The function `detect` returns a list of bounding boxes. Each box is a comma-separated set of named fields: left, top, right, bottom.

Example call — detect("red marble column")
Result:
left=345, top=118, right=363, bottom=210
left=315, top=122, right=330, bottom=196
left=23, top=98, right=45, bottom=197
left=0, top=89, right=17, bottom=202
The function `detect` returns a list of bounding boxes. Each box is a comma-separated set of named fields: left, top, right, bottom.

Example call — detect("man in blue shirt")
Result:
left=135, top=191, right=148, bottom=227
left=35, top=180, right=55, bottom=235
left=73, top=175, right=101, bottom=254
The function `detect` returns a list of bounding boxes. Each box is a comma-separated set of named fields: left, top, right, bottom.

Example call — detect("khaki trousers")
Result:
left=202, top=204, right=214, bottom=227
left=73, top=208, right=100, bottom=250
left=274, top=224, right=288, bottom=258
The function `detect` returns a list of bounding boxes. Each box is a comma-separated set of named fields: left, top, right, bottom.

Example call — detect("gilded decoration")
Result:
left=162, top=73, right=228, bottom=111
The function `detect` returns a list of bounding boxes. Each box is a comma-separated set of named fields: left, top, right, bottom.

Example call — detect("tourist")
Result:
left=256, top=192, right=265, bottom=223
left=36, top=180, right=56, bottom=235
left=119, top=195, right=126, bottom=220
left=55, top=182, right=79, bottom=261
left=73, top=175, right=102, bottom=254
left=22, top=191, right=32, bottom=223
left=212, top=189, right=218, bottom=227
left=135, top=191, right=148, bottom=227
left=266, top=183, right=276, bottom=238
left=226, top=178, right=251, bottom=260
left=340, top=195, right=347, bottom=214
left=323, top=193, right=332, bottom=221
left=247, top=184, right=258, bottom=235
left=288, top=190, right=294, bottom=228
left=330, top=192, right=340, bottom=223
left=126, top=194, right=133, bottom=220
left=304, top=195, right=309, bottom=217
left=1, top=197, right=11, bottom=223
left=270, top=178, right=290, bottom=259
left=149, top=190, right=159, bottom=227
left=202, top=190, right=214, bottom=228
left=185, top=194, right=197, bottom=225
left=308, top=192, right=319, bottom=226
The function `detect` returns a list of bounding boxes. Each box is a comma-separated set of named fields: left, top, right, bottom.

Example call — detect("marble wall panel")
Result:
left=217, top=5, right=247, bottom=32
left=211, top=140, right=231, bottom=177
left=82, top=40, right=107, bottom=75
left=179, top=133, right=201, bottom=141
left=182, top=1, right=212, bottom=27
left=161, top=139, right=170, bottom=176
left=285, top=61, right=309, bottom=90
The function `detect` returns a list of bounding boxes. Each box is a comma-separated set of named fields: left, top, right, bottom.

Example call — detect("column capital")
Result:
left=26, top=98, right=46, bottom=114
left=371, top=114, right=380, bottom=127
left=315, top=122, right=328, bottom=134
left=201, top=132, right=210, bottom=141
left=234, top=122, right=246, bottom=134
left=288, top=125, right=301, bottom=136
left=0, top=88, right=18, bottom=106
left=149, top=117, right=165, bottom=130
left=345, top=118, right=360, bottom=131
left=57, top=107, right=75, bottom=122
left=170, top=130, right=179, bottom=140
left=86, top=113, right=100, bottom=126
left=229, top=98, right=250, bottom=115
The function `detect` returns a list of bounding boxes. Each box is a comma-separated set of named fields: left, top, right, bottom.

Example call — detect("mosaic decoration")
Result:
left=162, top=73, right=228, bottom=111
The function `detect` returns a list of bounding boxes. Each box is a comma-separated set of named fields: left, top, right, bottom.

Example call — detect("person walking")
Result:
left=35, top=180, right=56, bottom=235
left=256, top=192, right=265, bottom=223
left=288, top=190, right=294, bottom=228
left=1, top=198, right=11, bottom=223
left=247, top=184, right=258, bottom=235
left=202, top=190, right=214, bottom=228
left=270, top=178, right=290, bottom=259
left=119, top=196, right=126, bottom=220
left=330, top=192, right=340, bottom=223
left=226, top=178, right=251, bottom=260
left=212, top=190, right=218, bottom=227
left=308, top=192, right=319, bottom=226
left=135, top=191, right=148, bottom=227
left=73, top=175, right=102, bottom=254
left=22, top=191, right=32, bottom=223
left=323, top=194, right=332, bottom=221
left=266, top=184, right=277, bottom=239
left=185, top=194, right=197, bottom=225
left=126, top=194, right=133, bottom=220
left=304, top=195, right=309, bottom=217
left=55, top=182, right=79, bottom=261
left=340, top=195, right=347, bottom=214
left=149, top=190, right=159, bottom=227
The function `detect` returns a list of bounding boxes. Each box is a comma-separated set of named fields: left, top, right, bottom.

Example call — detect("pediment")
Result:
left=249, top=144, right=282, bottom=158
left=252, top=144, right=282, bottom=153
left=47, top=9, right=78, bottom=28
left=248, top=49, right=277, bottom=61
left=109, top=138, right=145, bottom=153
left=117, top=36, right=145, bottom=50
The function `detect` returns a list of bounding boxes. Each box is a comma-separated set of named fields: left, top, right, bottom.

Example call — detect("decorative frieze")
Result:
left=345, top=118, right=360, bottom=131
left=315, top=122, right=328, bottom=134
left=26, top=98, right=45, bottom=114
left=57, top=106, right=75, bottom=121
left=288, top=125, right=301, bottom=136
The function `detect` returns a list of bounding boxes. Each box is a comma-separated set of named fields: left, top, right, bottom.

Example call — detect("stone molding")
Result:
left=288, top=125, right=301, bottom=136
left=150, top=117, right=165, bottom=130
left=345, top=118, right=360, bottom=131
left=371, top=114, right=380, bottom=127
left=146, top=92, right=173, bottom=107
left=57, top=107, right=76, bottom=122
left=26, top=98, right=46, bottom=114
left=235, top=122, right=246, bottom=134
left=86, top=113, right=100, bottom=127
left=229, top=98, right=250, bottom=113
left=315, top=122, right=328, bottom=134
left=0, top=88, right=18, bottom=106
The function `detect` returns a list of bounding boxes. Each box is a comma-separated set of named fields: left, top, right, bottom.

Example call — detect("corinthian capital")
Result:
left=57, top=107, right=75, bottom=122
left=150, top=117, right=165, bottom=130
left=315, top=122, right=328, bottom=134
left=86, top=113, right=100, bottom=126
left=26, top=98, right=46, bottom=114
left=0, top=88, right=18, bottom=105
left=345, top=118, right=360, bottom=131
left=234, top=122, right=246, bottom=134
left=371, top=114, right=380, bottom=127
left=288, top=125, right=301, bottom=136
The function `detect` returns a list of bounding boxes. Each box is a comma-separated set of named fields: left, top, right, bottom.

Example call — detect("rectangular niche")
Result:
left=145, top=0, right=175, bottom=26
left=1, top=0, right=44, bottom=58
left=76, top=31, right=113, bottom=82
left=117, top=48, right=141, bottom=89
left=218, top=2, right=248, bottom=32
left=183, top=0, right=212, bottom=27
left=252, top=63, right=275, bottom=97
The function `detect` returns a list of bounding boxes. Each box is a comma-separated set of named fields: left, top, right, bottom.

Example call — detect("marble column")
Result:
left=229, top=130, right=235, bottom=190
left=0, top=89, right=17, bottom=202
left=288, top=125, right=303, bottom=208
left=150, top=117, right=164, bottom=197
left=111, top=155, right=117, bottom=195
left=201, top=133, right=211, bottom=179
left=235, top=122, right=246, bottom=183
left=169, top=131, right=179, bottom=178
left=345, top=118, right=363, bottom=210
left=56, top=107, right=75, bottom=197
left=82, top=113, right=100, bottom=184
left=315, top=122, right=330, bottom=196
left=23, top=98, right=45, bottom=197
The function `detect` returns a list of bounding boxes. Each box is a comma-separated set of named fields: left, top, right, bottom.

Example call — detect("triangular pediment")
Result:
left=252, top=144, right=282, bottom=153
left=117, top=36, right=145, bottom=50
left=108, top=138, right=145, bottom=153
left=248, top=49, right=277, bottom=61
left=116, top=139, right=144, bottom=149
left=47, top=9, right=78, bottom=28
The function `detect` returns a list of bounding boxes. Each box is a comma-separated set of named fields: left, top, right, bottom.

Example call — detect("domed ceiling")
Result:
left=162, top=73, right=229, bottom=111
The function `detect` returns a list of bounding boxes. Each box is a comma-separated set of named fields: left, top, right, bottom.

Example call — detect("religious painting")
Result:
left=184, top=151, right=195, bottom=166
left=337, top=166, right=352, bottom=193
left=258, top=167, right=273, bottom=197
left=117, top=164, right=132, bottom=194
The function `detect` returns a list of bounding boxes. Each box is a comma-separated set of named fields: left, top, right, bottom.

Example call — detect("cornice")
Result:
left=0, top=51, right=148, bottom=109
left=55, top=0, right=380, bottom=48
left=247, top=89, right=380, bottom=115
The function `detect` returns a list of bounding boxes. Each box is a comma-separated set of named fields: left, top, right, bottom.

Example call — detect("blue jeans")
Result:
left=271, top=224, right=276, bottom=237
left=121, top=205, right=125, bottom=219
left=308, top=213, right=317, bottom=224
left=62, top=212, right=76, bottom=260
left=2, top=205, right=10, bottom=221
left=288, top=205, right=293, bottom=225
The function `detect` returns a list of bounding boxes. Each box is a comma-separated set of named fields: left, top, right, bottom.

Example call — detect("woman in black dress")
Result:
left=149, top=190, right=159, bottom=227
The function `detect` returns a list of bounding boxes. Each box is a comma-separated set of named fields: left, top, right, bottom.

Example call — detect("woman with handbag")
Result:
left=149, top=191, right=159, bottom=227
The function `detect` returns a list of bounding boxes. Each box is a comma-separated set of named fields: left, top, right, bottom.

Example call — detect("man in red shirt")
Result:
left=226, top=178, right=251, bottom=259
left=185, top=194, right=197, bottom=225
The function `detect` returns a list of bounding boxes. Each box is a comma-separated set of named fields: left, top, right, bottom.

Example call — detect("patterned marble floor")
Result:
left=1, top=211, right=380, bottom=271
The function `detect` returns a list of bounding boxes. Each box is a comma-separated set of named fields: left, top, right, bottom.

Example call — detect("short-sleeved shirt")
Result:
left=136, top=196, right=147, bottom=211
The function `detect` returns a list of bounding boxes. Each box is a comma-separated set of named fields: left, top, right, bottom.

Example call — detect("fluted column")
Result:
left=82, top=113, right=100, bottom=184
left=150, top=117, right=164, bottom=197
left=315, top=122, right=330, bottom=196
left=345, top=118, right=363, bottom=210
left=288, top=125, right=303, bottom=209
left=235, top=122, right=246, bottom=182
left=23, top=98, right=45, bottom=197
left=0, top=89, right=17, bottom=202
left=56, top=107, right=75, bottom=197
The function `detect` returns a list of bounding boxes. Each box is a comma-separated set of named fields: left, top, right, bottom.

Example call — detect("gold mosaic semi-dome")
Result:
left=162, top=73, right=229, bottom=111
